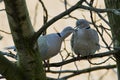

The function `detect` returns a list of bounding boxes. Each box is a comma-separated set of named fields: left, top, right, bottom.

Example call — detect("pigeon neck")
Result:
left=57, top=33, right=62, bottom=37
left=86, top=26, right=90, bottom=29
left=60, top=31, right=72, bottom=40
left=59, top=26, right=74, bottom=40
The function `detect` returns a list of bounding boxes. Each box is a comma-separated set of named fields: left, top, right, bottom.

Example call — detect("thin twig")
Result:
left=39, top=0, right=48, bottom=35
left=0, top=35, right=3, bottom=40
left=90, top=9, right=111, bottom=51
left=46, top=65, right=116, bottom=73
left=39, top=0, right=48, bottom=23
left=87, top=57, right=111, bottom=65
left=78, top=5, right=120, bottom=15
left=0, top=29, right=11, bottom=34
left=97, top=12, right=110, bottom=27
left=0, top=51, right=17, bottom=59
left=98, top=24, right=111, bottom=31
left=32, top=0, right=85, bottom=42
left=64, top=0, right=67, bottom=10
left=46, top=65, right=116, bottom=79
left=0, top=9, right=5, bottom=11
left=63, top=0, right=78, bottom=20
left=60, top=65, right=116, bottom=79
left=57, top=66, right=63, bottom=79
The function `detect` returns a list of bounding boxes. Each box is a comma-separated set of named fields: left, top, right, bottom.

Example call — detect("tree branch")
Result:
left=44, top=50, right=117, bottom=67
left=4, top=0, right=46, bottom=79
left=0, top=51, right=25, bottom=80
left=32, top=0, right=120, bottom=42
left=60, top=64, right=116, bottom=79
left=79, top=5, right=120, bottom=15
left=39, top=0, right=48, bottom=35
left=39, top=0, right=48, bottom=23
left=0, top=51, right=17, bottom=59
left=0, top=9, right=5, bottom=11
left=32, top=0, right=85, bottom=42
left=0, top=29, right=11, bottom=34
left=46, top=64, right=116, bottom=73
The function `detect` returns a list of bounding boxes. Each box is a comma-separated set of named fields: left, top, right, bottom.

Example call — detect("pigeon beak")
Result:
left=74, top=26, right=79, bottom=31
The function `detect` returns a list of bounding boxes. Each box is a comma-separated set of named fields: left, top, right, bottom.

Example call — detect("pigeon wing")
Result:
left=38, top=36, right=48, bottom=60
left=91, top=29, right=100, bottom=50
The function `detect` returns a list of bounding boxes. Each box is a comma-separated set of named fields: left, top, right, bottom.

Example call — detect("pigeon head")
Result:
left=76, top=19, right=90, bottom=29
left=60, top=26, right=74, bottom=40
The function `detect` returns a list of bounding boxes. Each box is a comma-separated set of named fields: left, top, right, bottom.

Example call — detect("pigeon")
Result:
left=38, top=26, right=74, bottom=60
left=71, top=19, right=100, bottom=57
left=5, top=26, right=74, bottom=60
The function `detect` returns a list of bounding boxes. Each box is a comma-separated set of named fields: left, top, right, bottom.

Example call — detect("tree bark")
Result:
left=4, top=0, right=46, bottom=80
left=0, top=52, right=25, bottom=80
left=104, top=0, right=120, bottom=80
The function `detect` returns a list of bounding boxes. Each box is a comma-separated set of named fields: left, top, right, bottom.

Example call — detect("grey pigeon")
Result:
left=38, top=26, right=74, bottom=60
left=5, top=26, right=74, bottom=60
left=71, top=19, right=100, bottom=57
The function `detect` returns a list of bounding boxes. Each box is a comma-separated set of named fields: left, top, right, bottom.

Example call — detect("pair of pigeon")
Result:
left=5, top=19, right=100, bottom=60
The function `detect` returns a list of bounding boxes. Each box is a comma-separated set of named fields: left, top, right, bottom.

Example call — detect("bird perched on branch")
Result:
left=5, top=26, right=74, bottom=60
left=38, top=26, right=74, bottom=60
left=71, top=19, right=100, bottom=57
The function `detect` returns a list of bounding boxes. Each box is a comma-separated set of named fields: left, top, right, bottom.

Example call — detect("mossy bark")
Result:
left=3, top=0, right=46, bottom=80
left=104, top=0, right=120, bottom=80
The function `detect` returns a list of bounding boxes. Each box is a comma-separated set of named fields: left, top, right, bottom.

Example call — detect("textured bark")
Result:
left=4, top=0, right=46, bottom=80
left=104, top=0, right=120, bottom=80
left=0, top=52, right=25, bottom=80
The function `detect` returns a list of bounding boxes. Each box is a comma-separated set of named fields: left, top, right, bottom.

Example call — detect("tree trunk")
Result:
left=104, top=0, right=120, bottom=80
left=4, top=0, right=46, bottom=80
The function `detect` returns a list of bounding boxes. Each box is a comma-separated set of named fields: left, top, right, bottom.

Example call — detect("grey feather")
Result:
left=5, top=26, right=74, bottom=60
left=71, top=19, right=100, bottom=56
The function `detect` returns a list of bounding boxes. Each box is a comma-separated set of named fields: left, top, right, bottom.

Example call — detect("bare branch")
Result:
left=63, top=14, right=78, bottom=20
left=33, top=0, right=120, bottom=42
left=44, top=50, right=117, bottom=67
left=78, top=5, right=120, bottom=15
left=97, top=12, right=110, bottom=27
left=0, top=51, right=24, bottom=80
left=90, top=8, right=111, bottom=50
left=62, top=0, right=78, bottom=20
left=60, top=64, right=116, bottom=79
left=39, top=0, right=48, bottom=23
left=0, top=35, right=3, bottom=40
left=0, top=9, right=5, bottom=11
left=46, top=65, right=116, bottom=73
left=0, top=29, right=11, bottom=34
left=39, top=0, right=48, bottom=35
left=46, top=65, right=116, bottom=79
left=0, top=51, right=17, bottom=59
left=87, top=57, right=111, bottom=65
left=32, top=0, right=85, bottom=42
